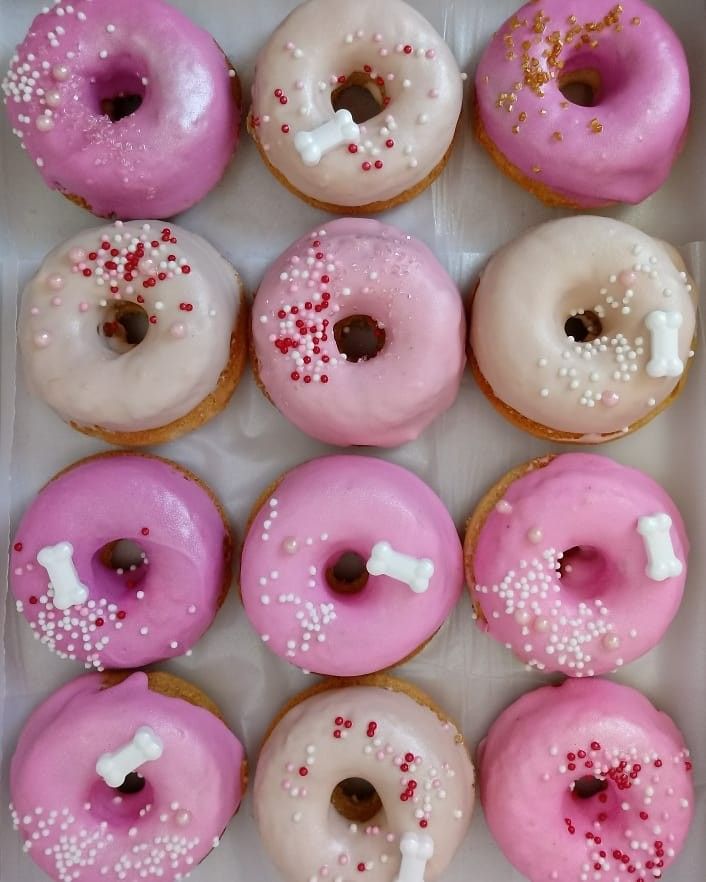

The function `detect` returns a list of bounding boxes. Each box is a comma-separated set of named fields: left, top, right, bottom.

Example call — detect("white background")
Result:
left=0, top=1, right=704, bottom=881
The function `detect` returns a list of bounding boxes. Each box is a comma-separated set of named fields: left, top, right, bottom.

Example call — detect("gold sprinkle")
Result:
left=567, top=15, right=577, bottom=25
left=506, top=50, right=516, bottom=60
left=590, top=117, right=604, bottom=133
left=512, top=125, right=521, bottom=134
left=532, top=165, right=542, bottom=173
left=631, top=16, right=641, bottom=25
left=552, top=130, right=563, bottom=141
left=519, top=111, right=528, bottom=122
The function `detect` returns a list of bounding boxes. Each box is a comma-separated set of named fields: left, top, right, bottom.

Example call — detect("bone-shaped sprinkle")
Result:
left=294, top=109, right=360, bottom=167
left=366, top=541, right=434, bottom=593
left=36, top=541, right=89, bottom=611
left=645, top=310, right=684, bottom=379
left=394, top=831, right=435, bottom=882
left=96, top=726, right=164, bottom=788
left=637, top=513, right=683, bottom=582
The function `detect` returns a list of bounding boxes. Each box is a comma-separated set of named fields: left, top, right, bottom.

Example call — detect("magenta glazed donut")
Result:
left=1, top=0, right=240, bottom=218
left=10, top=671, right=246, bottom=882
left=10, top=453, right=232, bottom=670
left=479, top=678, right=695, bottom=882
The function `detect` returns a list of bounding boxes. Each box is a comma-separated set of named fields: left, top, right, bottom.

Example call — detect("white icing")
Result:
left=395, top=832, right=434, bottom=882
left=95, top=725, right=164, bottom=788
left=294, top=108, right=360, bottom=166
left=19, top=222, right=242, bottom=432
left=645, top=310, right=684, bottom=378
left=637, top=513, right=683, bottom=582
left=36, top=541, right=88, bottom=611
left=366, top=541, right=434, bottom=593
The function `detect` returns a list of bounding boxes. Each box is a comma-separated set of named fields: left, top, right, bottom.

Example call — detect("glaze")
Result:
left=2, top=0, right=240, bottom=218
left=10, top=672, right=245, bottom=882
left=240, top=456, right=463, bottom=676
left=19, top=220, right=242, bottom=436
left=249, top=0, right=463, bottom=209
left=252, top=218, right=466, bottom=447
left=475, top=0, right=690, bottom=206
left=468, top=454, right=688, bottom=677
left=254, top=682, right=474, bottom=881
left=470, top=216, right=697, bottom=440
left=11, top=453, right=231, bottom=669
left=479, top=678, right=694, bottom=882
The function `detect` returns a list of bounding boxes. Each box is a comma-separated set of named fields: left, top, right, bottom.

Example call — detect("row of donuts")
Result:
left=19, top=215, right=698, bottom=448
left=10, top=449, right=688, bottom=680
left=3, top=0, right=691, bottom=218
left=9, top=660, right=695, bottom=882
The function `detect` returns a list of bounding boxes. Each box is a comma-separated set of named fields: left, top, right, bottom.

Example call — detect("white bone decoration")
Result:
left=294, top=109, right=360, bottom=167
left=36, top=541, right=89, bottom=611
left=95, top=725, right=164, bottom=788
left=637, top=513, right=683, bottom=582
left=366, top=541, right=435, bottom=593
left=394, top=831, right=435, bottom=882
left=644, top=310, right=684, bottom=379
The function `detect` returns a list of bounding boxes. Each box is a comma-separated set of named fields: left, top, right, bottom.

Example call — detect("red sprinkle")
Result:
left=386, top=139, right=394, bottom=148
left=374, top=160, right=383, bottom=169
left=348, top=144, right=358, bottom=153
left=13, top=542, right=22, bottom=552
left=640, top=811, right=649, bottom=820
left=181, top=265, right=191, bottom=274
left=403, top=44, right=413, bottom=54
left=357, top=864, right=365, bottom=873
left=361, top=161, right=372, bottom=171
left=281, top=124, right=290, bottom=133
left=82, top=268, right=92, bottom=277
left=405, top=753, right=415, bottom=762
left=29, top=596, right=38, bottom=605
left=298, top=767, right=308, bottom=777
left=344, top=720, right=352, bottom=729
left=320, top=375, right=329, bottom=383
left=279, top=96, right=288, bottom=105
left=141, top=527, right=150, bottom=536
left=591, top=741, right=601, bottom=751
left=116, top=610, right=126, bottom=620
left=274, top=89, right=283, bottom=97
left=333, top=729, right=341, bottom=738
left=95, top=618, right=104, bottom=627
left=149, top=316, right=157, bottom=324
left=419, top=819, right=428, bottom=828
left=290, top=371, right=300, bottom=381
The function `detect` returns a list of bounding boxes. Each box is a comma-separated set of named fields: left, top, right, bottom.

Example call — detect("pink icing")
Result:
left=252, top=218, right=466, bottom=447
left=240, top=455, right=464, bottom=675
left=475, top=0, right=690, bottom=206
left=10, top=672, right=245, bottom=882
left=10, top=454, right=230, bottom=669
left=2, top=0, right=240, bottom=218
left=254, top=684, right=474, bottom=881
left=471, top=454, right=688, bottom=676
left=478, top=678, right=695, bottom=882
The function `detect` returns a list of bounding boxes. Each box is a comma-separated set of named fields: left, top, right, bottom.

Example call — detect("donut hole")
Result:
left=331, top=72, right=385, bottom=124
left=558, top=69, right=601, bottom=107
left=326, top=551, right=369, bottom=596
left=92, top=68, right=146, bottom=122
left=334, top=315, right=386, bottom=362
left=98, top=301, right=149, bottom=354
left=331, top=777, right=383, bottom=822
left=88, top=773, right=154, bottom=825
left=558, top=545, right=608, bottom=599
left=573, top=776, right=609, bottom=800
left=93, top=538, right=149, bottom=596
left=564, top=310, right=603, bottom=343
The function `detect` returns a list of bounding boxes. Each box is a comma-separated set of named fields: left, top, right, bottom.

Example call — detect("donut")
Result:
left=248, top=0, right=463, bottom=213
left=253, top=674, right=474, bottom=882
left=474, top=0, right=690, bottom=207
left=10, top=670, right=246, bottom=882
left=469, top=216, right=697, bottom=443
left=251, top=218, right=466, bottom=446
left=478, top=678, right=694, bottom=882
left=464, top=453, right=688, bottom=677
left=19, top=220, right=247, bottom=445
left=240, top=455, right=463, bottom=676
left=2, top=0, right=240, bottom=218
left=10, top=452, right=232, bottom=670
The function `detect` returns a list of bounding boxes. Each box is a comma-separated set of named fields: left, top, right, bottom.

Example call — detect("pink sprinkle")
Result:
left=373, top=33, right=383, bottom=42
left=68, top=247, right=86, bottom=263
left=51, top=296, right=62, bottom=307
left=169, top=322, right=186, bottom=339
left=30, top=307, right=39, bottom=316
left=376, top=750, right=385, bottom=760
left=282, top=780, right=291, bottom=790
left=428, top=88, right=439, bottom=98
left=619, top=271, right=637, bottom=287
left=285, top=41, right=295, bottom=50
left=47, top=273, right=64, bottom=291
left=495, top=499, right=513, bottom=514
left=426, top=49, right=436, bottom=59
left=601, top=391, right=620, bottom=407
left=286, top=763, right=295, bottom=772
left=79, top=302, right=89, bottom=312
left=295, top=79, right=305, bottom=90
left=339, top=856, right=349, bottom=866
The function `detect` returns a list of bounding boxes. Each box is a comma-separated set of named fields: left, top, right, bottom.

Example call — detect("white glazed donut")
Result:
left=249, top=0, right=464, bottom=212
left=470, top=216, right=698, bottom=442
left=254, top=678, right=474, bottom=882
left=19, top=220, right=246, bottom=444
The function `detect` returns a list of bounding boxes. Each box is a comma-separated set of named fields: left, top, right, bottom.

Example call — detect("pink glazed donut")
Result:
left=465, top=454, right=688, bottom=677
left=2, top=0, right=240, bottom=218
left=10, top=671, right=246, bottom=882
left=479, top=678, right=695, bottom=882
left=252, top=218, right=466, bottom=447
left=240, top=455, right=464, bottom=675
left=10, top=453, right=232, bottom=670
left=474, top=0, right=690, bottom=207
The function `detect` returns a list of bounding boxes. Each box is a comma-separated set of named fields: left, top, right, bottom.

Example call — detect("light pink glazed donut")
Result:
left=465, top=454, right=688, bottom=677
left=254, top=678, right=474, bottom=882
left=479, top=678, right=695, bottom=882
left=240, top=455, right=464, bottom=676
left=470, top=216, right=698, bottom=443
left=474, top=0, right=690, bottom=207
left=10, top=671, right=246, bottom=882
left=252, top=218, right=466, bottom=447
left=10, top=453, right=232, bottom=670
left=2, top=0, right=240, bottom=218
